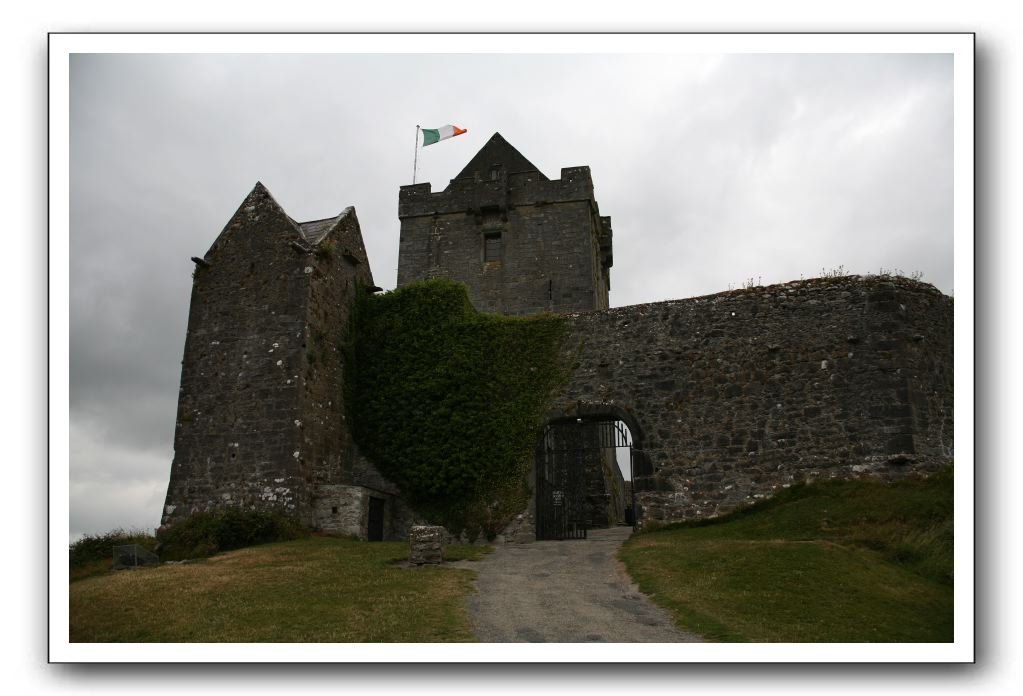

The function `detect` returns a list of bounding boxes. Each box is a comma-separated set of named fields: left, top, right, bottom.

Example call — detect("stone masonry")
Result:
left=398, top=133, right=613, bottom=316
left=162, top=182, right=420, bottom=539
left=162, top=134, right=954, bottom=541
left=409, top=526, right=445, bottom=565
left=549, top=275, right=953, bottom=527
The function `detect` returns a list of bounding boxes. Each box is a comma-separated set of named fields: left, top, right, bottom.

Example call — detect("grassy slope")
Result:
left=70, top=538, right=490, bottom=642
left=619, top=470, right=953, bottom=642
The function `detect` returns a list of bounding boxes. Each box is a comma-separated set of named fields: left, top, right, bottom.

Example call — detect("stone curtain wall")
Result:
left=397, top=167, right=611, bottom=316
left=551, top=276, right=954, bottom=527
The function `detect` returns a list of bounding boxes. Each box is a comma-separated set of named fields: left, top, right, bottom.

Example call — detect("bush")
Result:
left=156, top=509, right=306, bottom=561
left=70, top=528, right=157, bottom=568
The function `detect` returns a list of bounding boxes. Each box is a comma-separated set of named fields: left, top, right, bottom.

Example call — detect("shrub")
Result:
left=156, top=509, right=306, bottom=561
left=70, top=528, right=157, bottom=568
left=314, top=241, right=336, bottom=260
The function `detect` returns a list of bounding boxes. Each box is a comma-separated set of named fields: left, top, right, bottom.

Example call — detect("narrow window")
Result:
left=484, top=232, right=502, bottom=262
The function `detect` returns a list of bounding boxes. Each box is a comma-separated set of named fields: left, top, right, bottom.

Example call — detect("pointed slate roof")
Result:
left=294, top=207, right=354, bottom=246
left=452, top=132, right=548, bottom=182
left=207, top=183, right=361, bottom=261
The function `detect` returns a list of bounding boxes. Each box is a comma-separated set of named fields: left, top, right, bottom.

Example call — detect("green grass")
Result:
left=70, top=537, right=489, bottom=642
left=619, top=469, right=953, bottom=642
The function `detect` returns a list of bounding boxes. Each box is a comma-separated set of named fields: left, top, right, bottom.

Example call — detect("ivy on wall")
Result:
left=347, top=279, right=570, bottom=539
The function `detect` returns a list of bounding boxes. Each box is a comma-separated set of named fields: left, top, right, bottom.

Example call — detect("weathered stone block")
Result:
left=409, top=525, right=445, bottom=565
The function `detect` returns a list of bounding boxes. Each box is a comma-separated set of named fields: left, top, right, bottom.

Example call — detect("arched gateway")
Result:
left=534, top=408, right=647, bottom=540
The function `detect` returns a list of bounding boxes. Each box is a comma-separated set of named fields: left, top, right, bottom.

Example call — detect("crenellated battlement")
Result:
left=399, top=166, right=597, bottom=219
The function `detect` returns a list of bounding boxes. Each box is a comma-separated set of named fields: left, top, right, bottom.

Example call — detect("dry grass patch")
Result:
left=70, top=537, right=481, bottom=642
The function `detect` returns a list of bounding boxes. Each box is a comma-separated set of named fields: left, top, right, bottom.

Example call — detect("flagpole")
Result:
left=413, top=125, right=420, bottom=184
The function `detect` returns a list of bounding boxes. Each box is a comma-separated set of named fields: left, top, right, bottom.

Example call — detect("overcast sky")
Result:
left=68, top=51, right=953, bottom=540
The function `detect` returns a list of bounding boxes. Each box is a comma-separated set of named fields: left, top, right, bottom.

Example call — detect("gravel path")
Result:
left=457, top=526, right=702, bottom=643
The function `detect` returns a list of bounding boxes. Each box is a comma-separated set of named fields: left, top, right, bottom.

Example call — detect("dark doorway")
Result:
left=367, top=497, right=385, bottom=541
left=535, top=419, right=633, bottom=540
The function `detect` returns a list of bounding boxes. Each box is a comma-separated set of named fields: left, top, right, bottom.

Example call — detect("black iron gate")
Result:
left=535, top=420, right=633, bottom=540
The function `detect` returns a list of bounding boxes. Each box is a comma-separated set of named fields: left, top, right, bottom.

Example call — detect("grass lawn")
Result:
left=70, top=537, right=490, bottom=642
left=619, top=469, right=953, bottom=642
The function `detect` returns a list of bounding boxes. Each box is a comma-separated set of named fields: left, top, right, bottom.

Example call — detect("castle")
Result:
left=161, top=133, right=954, bottom=541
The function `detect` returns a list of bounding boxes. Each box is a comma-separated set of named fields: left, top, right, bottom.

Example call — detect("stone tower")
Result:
left=397, top=132, right=614, bottom=315
left=162, top=183, right=412, bottom=539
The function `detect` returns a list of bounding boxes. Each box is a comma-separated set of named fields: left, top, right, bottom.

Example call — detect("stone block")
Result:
left=409, top=525, right=445, bottom=564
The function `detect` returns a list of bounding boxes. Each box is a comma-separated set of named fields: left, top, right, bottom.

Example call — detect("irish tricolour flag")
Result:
left=422, top=124, right=467, bottom=146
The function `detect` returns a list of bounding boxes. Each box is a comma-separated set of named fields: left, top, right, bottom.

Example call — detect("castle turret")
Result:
left=397, top=132, right=613, bottom=315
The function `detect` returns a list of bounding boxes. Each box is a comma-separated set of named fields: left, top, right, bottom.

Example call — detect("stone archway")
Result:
left=534, top=406, right=643, bottom=540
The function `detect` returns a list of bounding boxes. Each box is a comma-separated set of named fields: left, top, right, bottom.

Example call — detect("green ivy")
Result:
left=347, top=279, right=570, bottom=539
